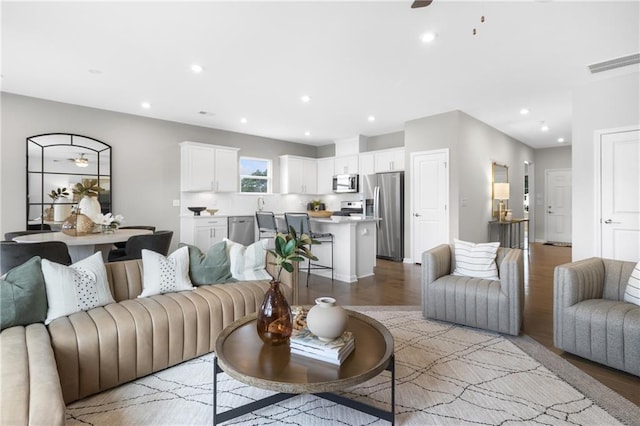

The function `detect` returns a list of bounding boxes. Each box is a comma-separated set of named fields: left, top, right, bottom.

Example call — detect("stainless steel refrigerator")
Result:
left=363, top=172, right=404, bottom=261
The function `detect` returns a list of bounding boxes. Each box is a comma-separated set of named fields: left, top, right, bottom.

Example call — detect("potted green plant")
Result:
left=72, top=179, right=103, bottom=198
left=72, top=179, right=105, bottom=222
left=257, top=226, right=318, bottom=345
left=48, top=187, right=70, bottom=201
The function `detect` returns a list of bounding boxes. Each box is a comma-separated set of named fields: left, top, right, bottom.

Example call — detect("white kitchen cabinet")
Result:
left=180, top=216, right=228, bottom=252
left=280, top=155, right=318, bottom=194
left=316, top=157, right=335, bottom=195
left=180, top=141, right=239, bottom=192
left=334, top=155, right=358, bottom=175
left=374, top=148, right=405, bottom=172
left=358, top=153, right=374, bottom=176
left=213, top=148, right=239, bottom=192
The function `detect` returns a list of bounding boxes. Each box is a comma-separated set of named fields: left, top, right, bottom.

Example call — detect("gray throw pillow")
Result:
left=181, top=242, right=235, bottom=286
left=1, top=256, right=47, bottom=330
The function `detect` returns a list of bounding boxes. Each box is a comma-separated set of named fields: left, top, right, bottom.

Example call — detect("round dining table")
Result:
left=12, top=229, right=153, bottom=263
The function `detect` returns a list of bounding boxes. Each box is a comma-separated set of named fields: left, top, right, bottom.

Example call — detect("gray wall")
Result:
left=572, top=71, right=640, bottom=261
left=405, top=111, right=461, bottom=257
left=405, top=110, right=534, bottom=258
left=457, top=112, right=533, bottom=242
left=532, top=146, right=572, bottom=242
left=365, top=131, right=404, bottom=151
left=0, top=93, right=317, bottom=244
left=317, top=144, right=335, bottom=158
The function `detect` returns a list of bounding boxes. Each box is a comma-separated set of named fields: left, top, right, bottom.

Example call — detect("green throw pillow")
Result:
left=181, top=242, right=235, bottom=286
left=1, top=256, right=48, bottom=330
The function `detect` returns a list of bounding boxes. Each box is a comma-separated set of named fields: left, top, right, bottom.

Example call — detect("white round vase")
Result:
left=78, top=196, right=101, bottom=222
left=53, top=198, right=72, bottom=222
left=306, top=297, right=348, bottom=341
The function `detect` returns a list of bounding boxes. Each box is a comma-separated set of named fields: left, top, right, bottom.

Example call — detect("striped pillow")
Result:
left=623, top=261, right=640, bottom=306
left=224, top=238, right=272, bottom=281
left=452, top=239, right=500, bottom=280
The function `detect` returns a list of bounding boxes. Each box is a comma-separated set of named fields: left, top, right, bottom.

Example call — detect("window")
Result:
left=239, top=157, right=271, bottom=193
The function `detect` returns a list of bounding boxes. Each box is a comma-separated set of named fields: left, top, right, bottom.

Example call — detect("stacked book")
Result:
left=289, top=328, right=355, bottom=365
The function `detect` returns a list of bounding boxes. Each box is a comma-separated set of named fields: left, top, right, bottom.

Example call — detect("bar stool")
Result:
left=284, top=212, right=334, bottom=286
left=255, top=211, right=287, bottom=240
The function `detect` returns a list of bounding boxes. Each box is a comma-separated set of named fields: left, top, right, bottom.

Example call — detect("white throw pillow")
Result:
left=452, top=239, right=500, bottom=280
left=41, top=252, right=115, bottom=324
left=224, top=238, right=271, bottom=281
left=139, top=246, right=194, bottom=298
left=623, top=261, right=640, bottom=306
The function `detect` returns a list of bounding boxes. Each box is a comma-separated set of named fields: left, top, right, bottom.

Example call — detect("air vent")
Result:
left=588, top=53, right=640, bottom=74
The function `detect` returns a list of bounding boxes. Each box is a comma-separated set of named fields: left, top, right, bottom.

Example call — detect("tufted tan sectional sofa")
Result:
left=0, top=254, right=296, bottom=426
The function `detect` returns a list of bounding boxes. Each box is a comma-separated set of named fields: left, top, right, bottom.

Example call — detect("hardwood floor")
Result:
left=297, top=243, right=639, bottom=405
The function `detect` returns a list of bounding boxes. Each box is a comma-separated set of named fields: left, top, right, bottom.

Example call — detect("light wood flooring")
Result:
left=297, top=243, right=639, bottom=405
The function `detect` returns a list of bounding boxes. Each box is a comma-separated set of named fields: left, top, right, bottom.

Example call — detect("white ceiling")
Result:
left=2, top=1, right=639, bottom=149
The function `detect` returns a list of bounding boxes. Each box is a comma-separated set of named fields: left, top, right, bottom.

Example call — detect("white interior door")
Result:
left=545, top=169, right=572, bottom=243
left=601, top=130, right=640, bottom=261
left=411, top=149, right=449, bottom=263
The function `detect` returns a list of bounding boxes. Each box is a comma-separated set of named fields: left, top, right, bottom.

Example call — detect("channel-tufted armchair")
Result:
left=421, top=243, right=524, bottom=336
left=554, top=257, right=639, bottom=376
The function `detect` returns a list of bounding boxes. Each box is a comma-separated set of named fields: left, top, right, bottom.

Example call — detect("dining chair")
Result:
left=112, top=226, right=157, bottom=249
left=27, top=224, right=52, bottom=231
left=107, top=230, right=173, bottom=262
left=284, top=212, right=334, bottom=286
left=0, top=241, right=72, bottom=275
left=255, top=211, right=287, bottom=239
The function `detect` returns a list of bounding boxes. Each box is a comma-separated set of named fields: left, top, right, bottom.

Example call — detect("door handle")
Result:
left=603, top=219, right=621, bottom=224
left=414, top=213, right=421, bottom=217
left=547, top=211, right=553, bottom=214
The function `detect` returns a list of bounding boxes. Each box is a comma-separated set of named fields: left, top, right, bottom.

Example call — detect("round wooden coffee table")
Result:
left=214, top=309, right=395, bottom=425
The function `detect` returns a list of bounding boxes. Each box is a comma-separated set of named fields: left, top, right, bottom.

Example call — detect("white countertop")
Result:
left=181, top=214, right=228, bottom=218
left=180, top=214, right=380, bottom=224
left=310, top=216, right=380, bottom=224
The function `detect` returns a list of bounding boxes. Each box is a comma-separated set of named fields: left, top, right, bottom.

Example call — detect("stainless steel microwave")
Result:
left=332, top=174, right=359, bottom=193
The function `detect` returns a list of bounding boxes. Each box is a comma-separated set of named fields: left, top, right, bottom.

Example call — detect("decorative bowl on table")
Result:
left=307, top=210, right=333, bottom=218
left=206, top=208, right=219, bottom=215
left=187, top=207, right=206, bottom=216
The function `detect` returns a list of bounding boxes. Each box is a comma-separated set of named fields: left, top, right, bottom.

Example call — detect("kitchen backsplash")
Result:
left=180, top=192, right=362, bottom=216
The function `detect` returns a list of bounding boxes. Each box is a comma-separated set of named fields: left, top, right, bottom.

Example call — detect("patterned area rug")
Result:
left=66, top=311, right=631, bottom=425
left=544, top=242, right=572, bottom=247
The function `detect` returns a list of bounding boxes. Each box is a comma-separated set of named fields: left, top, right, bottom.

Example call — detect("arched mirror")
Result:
left=491, top=162, right=508, bottom=219
left=27, top=134, right=111, bottom=229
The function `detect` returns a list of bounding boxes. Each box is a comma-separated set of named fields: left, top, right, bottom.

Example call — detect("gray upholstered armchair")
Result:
left=554, top=257, right=639, bottom=376
left=421, top=244, right=524, bottom=336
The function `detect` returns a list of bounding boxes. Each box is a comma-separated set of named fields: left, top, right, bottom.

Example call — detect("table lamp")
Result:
left=494, top=183, right=510, bottom=221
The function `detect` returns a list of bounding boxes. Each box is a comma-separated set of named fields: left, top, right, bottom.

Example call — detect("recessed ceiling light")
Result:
left=557, top=137, right=565, bottom=143
left=141, top=102, right=151, bottom=109
left=520, top=108, right=529, bottom=115
left=240, top=117, right=248, bottom=124
left=191, top=64, right=204, bottom=73
left=301, top=95, right=311, bottom=103
left=368, top=115, right=376, bottom=122
left=541, top=124, right=549, bottom=132
left=304, top=131, right=311, bottom=136
left=421, top=32, right=437, bottom=43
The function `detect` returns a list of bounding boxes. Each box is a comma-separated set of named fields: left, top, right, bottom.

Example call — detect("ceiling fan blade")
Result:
left=411, top=0, right=433, bottom=8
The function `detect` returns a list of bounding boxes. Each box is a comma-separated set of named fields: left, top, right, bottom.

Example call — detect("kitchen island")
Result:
left=301, top=216, right=379, bottom=283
